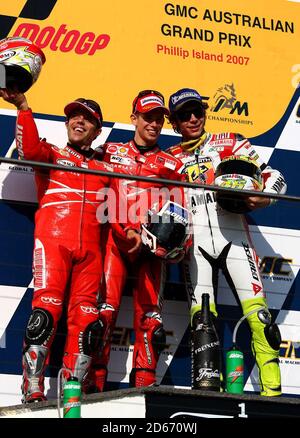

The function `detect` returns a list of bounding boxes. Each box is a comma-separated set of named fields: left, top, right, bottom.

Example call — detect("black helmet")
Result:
left=141, top=201, right=190, bottom=259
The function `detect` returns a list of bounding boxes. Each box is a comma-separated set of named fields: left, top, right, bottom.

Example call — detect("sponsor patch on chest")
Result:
left=155, top=156, right=176, bottom=170
left=56, top=159, right=76, bottom=167
left=110, top=155, right=132, bottom=165
left=107, top=145, right=129, bottom=155
left=185, top=157, right=214, bottom=184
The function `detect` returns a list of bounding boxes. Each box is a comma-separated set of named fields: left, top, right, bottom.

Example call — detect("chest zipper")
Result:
left=79, top=157, right=86, bottom=249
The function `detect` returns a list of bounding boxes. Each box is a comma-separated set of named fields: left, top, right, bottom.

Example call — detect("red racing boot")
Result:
left=21, top=345, right=48, bottom=403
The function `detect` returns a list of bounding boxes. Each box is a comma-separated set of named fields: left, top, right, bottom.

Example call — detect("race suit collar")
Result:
left=181, top=131, right=207, bottom=152
left=67, top=142, right=94, bottom=158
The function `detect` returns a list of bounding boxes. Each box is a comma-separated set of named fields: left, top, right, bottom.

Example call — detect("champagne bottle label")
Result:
left=191, top=294, right=221, bottom=391
left=192, top=328, right=221, bottom=390
left=63, top=378, right=81, bottom=418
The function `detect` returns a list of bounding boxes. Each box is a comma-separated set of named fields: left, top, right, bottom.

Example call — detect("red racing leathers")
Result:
left=16, top=109, right=121, bottom=402
left=88, top=140, right=187, bottom=389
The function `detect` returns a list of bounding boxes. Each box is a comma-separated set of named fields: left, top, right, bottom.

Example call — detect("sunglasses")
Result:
left=176, top=107, right=205, bottom=122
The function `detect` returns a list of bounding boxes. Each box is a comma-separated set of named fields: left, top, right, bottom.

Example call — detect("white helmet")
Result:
left=0, top=37, right=46, bottom=92
left=214, top=155, right=263, bottom=213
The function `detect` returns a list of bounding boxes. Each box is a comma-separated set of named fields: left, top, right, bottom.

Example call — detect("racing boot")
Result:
left=62, top=352, right=92, bottom=387
left=131, top=312, right=166, bottom=387
left=83, top=364, right=108, bottom=393
left=83, top=304, right=115, bottom=393
left=21, top=345, right=48, bottom=403
left=242, top=298, right=282, bottom=397
left=129, top=368, right=156, bottom=387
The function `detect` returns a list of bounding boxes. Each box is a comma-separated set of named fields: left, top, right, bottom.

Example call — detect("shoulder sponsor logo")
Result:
left=209, top=140, right=233, bottom=148
left=156, top=155, right=176, bottom=170
left=164, top=160, right=176, bottom=170
left=118, top=147, right=128, bottom=155
left=59, top=149, right=70, bottom=157
left=107, top=145, right=129, bottom=155
left=106, top=145, right=118, bottom=154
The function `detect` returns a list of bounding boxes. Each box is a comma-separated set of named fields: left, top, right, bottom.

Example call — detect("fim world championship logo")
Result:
left=207, top=83, right=254, bottom=126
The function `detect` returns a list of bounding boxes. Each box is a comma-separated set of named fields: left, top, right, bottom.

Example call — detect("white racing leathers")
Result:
left=167, top=132, right=287, bottom=396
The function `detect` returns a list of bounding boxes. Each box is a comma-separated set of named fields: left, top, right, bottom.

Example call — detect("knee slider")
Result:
left=264, top=323, right=281, bottom=351
left=25, top=308, right=53, bottom=346
left=82, top=320, right=104, bottom=356
left=257, top=308, right=281, bottom=350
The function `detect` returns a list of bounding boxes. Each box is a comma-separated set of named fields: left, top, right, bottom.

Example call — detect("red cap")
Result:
left=132, top=91, right=169, bottom=115
left=64, top=98, right=102, bottom=127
